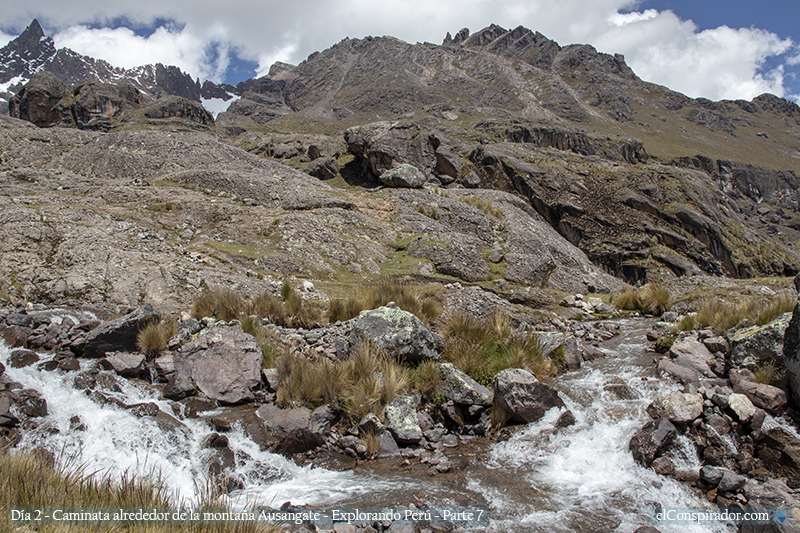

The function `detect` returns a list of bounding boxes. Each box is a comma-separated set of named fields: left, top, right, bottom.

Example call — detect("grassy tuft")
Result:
left=695, top=293, right=795, bottom=333
left=442, top=311, right=554, bottom=386
left=238, top=315, right=284, bottom=368
left=0, top=449, right=282, bottom=533
left=460, top=195, right=503, bottom=218
left=613, top=282, right=670, bottom=315
left=754, top=360, right=785, bottom=385
left=191, top=289, right=244, bottom=321
left=411, top=360, right=442, bottom=397
left=361, top=432, right=381, bottom=456
left=136, top=320, right=177, bottom=357
left=326, top=278, right=441, bottom=326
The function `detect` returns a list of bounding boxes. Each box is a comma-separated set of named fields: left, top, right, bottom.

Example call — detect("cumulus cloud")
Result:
left=2, top=0, right=798, bottom=101
left=594, top=9, right=793, bottom=100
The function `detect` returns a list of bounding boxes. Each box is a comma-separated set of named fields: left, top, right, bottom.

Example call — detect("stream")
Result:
left=2, top=319, right=732, bottom=532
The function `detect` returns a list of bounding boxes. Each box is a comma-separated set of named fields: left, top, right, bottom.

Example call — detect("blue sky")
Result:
left=1, top=0, right=799, bottom=102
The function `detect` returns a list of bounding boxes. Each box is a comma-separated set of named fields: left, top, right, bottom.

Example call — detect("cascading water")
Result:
left=0, top=319, right=750, bottom=531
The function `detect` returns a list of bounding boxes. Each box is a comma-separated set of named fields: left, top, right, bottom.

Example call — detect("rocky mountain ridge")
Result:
left=0, top=20, right=223, bottom=115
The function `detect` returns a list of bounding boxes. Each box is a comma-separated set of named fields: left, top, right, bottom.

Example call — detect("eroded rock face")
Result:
left=174, top=326, right=262, bottom=404
left=71, top=81, right=142, bottom=131
left=9, top=71, right=70, bottom=127
left=492, top=368, right=564, bottom=423
left=349, top=303, right=444, bottom=363
left=144, top=95, right=214, bottom=125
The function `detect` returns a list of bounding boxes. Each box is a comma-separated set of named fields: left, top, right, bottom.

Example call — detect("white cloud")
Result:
left=594, top=9, right=793, bottom=100
left=2, top=0, right=798, bottom=101
left=0, top=31, right=14, bottom=48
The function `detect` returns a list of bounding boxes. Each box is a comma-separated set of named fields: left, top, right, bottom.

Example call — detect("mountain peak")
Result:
left=13, top=19, right=49, bottom=51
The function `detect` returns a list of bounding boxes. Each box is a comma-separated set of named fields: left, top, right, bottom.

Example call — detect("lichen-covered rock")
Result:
left=384, top=395, right=422, bottom=445
left=727, top=393, right=756, bottom=422
left=174, top=326, right=262, bottom=404
left=492, top=368, right=564, bottom=423
left=629, top=417, right=677, bottom=467
left=730, top=312, right=792, bottom=366
left=438, top=362, right=493, bottom=406
left=82, top=304, right=161, bottom=358
left=646, top=392, right=703, bottom=424
left=349, top=303, right=444, bottom=363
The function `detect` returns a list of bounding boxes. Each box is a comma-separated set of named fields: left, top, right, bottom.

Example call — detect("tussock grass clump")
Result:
left=640, top=282, right=671, bottom=315
left=275, top=342, right=412, bottom=421
left=361, top=431, right=381, bottom=456
left=754, top=360, right=785, bottom=385
left=411, top=360, right=442, bottom=397
left=442, top=310, right=554, bottom=386
left=613, top=289, right=642, bottom=311
left=136, top=320, right=177, bottom=356
left=460, top=195, right=503, bottom=219
left=696, top=293, right=795, bottom=333
left=756, top=293, right=796, bottom=325
left=0, top=450, right=281, bottom=533
left=192, top=284, right=321, bottom=329
left=414, top=203, right=440, bottom=220
left=327, top=278, right=441, bottom=326
left=191, top=289, right=244, bottom=321
left=613, top=282, right=670, bottom=315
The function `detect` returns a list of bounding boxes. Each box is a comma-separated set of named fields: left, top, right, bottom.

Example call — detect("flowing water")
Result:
left=1, top=319, right=749, bottom=531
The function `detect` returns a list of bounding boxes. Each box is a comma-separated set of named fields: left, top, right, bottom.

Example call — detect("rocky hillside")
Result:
left=3, top=22, right=800, bottom=316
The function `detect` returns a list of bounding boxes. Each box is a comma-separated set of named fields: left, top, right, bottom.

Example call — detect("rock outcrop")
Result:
left=492, top=368, right=564, bottom=424
left=174, top=326, right=263, bottom=404
left=349, top=303, right=444, bottom=363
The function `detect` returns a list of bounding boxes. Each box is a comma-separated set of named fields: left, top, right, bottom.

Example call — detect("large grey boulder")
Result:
left=384, top=395, right=422, bottom=445
left=82, top=304, right=161, bottom=358
left=349, top=303, right=444, bottom=363
left=102, top=351, right=146, bottom=378
left=492, top=368, right=565, bottom=424
left=629, top=417, right=677, bottom=467
left=730, top=312, right=792, bottom=367
left=784, top=273, right=800, bottom=410
left=379, top=164, right=426, bottom=188
left=646, top=392, right=703, bottom=424
left=732, top=379, right=787, bottom=414
left=666, top=337, right=715, bottom=378
left=174, top=326, right=262, bottom=404
left=439, top=363, right=493, bottom=406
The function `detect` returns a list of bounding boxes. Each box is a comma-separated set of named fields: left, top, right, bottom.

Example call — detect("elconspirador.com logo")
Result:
left=650, top=507, right=791, bottom=526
